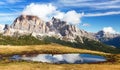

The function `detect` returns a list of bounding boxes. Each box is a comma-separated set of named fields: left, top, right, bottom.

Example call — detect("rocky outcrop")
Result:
left=51, top=17, right=97, bottom=42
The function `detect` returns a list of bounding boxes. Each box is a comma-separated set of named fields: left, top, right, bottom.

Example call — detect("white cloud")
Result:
left=57, top=0, right=120, bottom=10
left=22, top=3, right=56, bottom=21
left=22, top=3, right=83, bottom=24
left=22, top=54, right=83, bottom=63
left=53, top=55, right=63, bottom=61
left=93, top=5, right=120, bottom=10
left=82, top=23, right=90, bottom=27
left=55, top=0, right=120, bottom=17
left=62, top=54, right=82, bottom=63
left=55, top=10, right=83, bottom=24
left=54, top=11, right=65, bottom=20
left=62, top=10, right=83, bottom=24
left=84, top=11, right=120, bottom=17
left=0, top=24, right=4, bottom=30
left=103, top=27, right=118, bottom=34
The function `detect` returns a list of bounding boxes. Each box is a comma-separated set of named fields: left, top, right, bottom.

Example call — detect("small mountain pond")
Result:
left=8, top=54, right=106, bottom=64
left=0, top=54, right=107, bottom=64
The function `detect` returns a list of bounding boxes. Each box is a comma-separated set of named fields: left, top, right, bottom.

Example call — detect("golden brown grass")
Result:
left=0, top=62, right=120, bottom=70
left=0, top=44, right=109, bottom=56
left=0, top=44, right=120, bottom=70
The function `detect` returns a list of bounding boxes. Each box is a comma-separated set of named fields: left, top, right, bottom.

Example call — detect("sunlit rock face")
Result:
left=11, top=15, right=48, bottom=33
left=1, top=15, right=120, bottom=47
left=3, top=15, right=97, bottom=42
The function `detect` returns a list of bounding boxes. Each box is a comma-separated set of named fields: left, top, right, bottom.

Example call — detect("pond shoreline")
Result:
left=0, top=53, right=119, bottom=64
left=0, top=44, right=119, bottom=64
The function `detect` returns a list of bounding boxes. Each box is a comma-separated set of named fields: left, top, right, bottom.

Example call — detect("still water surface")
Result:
left=10, top=54, right=106, bottom=64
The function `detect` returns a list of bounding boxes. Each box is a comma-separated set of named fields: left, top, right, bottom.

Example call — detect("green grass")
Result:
left=0, top=34, right=49, bottom=45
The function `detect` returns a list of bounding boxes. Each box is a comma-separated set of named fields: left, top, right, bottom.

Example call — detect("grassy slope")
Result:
left=0, top=62, right=120, bottom=70
left=0, top=44, right=108, bottom=56
left=0, top=44, right=120, bottom=70
left=0, top=34, right=120, bottom=54
left=0, top=34, right=120, bottom=70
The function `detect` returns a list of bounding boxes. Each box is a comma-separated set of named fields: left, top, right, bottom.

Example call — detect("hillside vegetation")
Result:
left=0, top=34, right=120, bottom=54
left=0, top=34, right=120, bottom=70
left=0, top=44, right=108, bottom=56
left=44, top=36, right=120, bottom=54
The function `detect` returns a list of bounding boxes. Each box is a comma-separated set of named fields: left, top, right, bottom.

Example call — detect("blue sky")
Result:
left=0, top=0, right=120, bottom=33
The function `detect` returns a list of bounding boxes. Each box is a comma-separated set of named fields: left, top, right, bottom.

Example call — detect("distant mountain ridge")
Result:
left=1, top=15, right=120, bottom=48
left=95, top=30, right=120, bottom=48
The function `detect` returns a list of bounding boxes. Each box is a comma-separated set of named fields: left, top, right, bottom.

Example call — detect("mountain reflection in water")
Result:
left=10, top=54, right=106, bottom=64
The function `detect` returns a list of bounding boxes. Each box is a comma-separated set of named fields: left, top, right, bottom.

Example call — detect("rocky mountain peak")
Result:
left=17, top=15, right=39, bottom=21
left=11, top=15, right=47, bottom=33
left=3, top=15, right=97, bottom=42
left=1, top=15, right=120, bottom=47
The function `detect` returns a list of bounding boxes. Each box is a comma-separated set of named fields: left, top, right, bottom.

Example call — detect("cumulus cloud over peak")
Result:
left=0, top=24, right=4, bottom=30
left=22, top=3, right=56, bottom=21
left=103, top=27, right=118, bottom=34
left=22, top=3, right=83, bottom=24
left=63, top=10, right=82, bottom=24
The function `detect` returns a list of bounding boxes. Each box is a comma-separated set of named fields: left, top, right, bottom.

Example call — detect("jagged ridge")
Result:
left=2, top=15, right=120, bottom=48
left=4, top=15, right=97, bottom=43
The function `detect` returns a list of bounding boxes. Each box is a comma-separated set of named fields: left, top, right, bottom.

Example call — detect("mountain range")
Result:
left=0, top=15, right=120, bottom=48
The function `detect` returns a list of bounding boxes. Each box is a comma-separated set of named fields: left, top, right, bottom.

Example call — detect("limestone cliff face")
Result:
left=4, top=15, right=97, bottom=42
left=11, top=15, right=48, bottom=33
